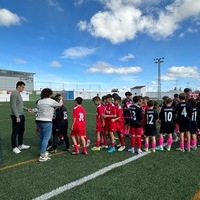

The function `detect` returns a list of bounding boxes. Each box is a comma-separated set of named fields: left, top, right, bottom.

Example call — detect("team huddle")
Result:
left=9, top=81, right=200, bottom=162
left=87, top=89, right=200, bottom=155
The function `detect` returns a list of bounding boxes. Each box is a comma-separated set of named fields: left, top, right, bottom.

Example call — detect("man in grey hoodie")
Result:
left=10, top=81, right=31, bottom=154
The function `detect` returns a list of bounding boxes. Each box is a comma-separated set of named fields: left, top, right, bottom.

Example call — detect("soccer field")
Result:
left=0, top=100, right=200, bottom=200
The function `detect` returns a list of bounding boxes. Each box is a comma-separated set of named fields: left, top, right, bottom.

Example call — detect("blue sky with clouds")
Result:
left=0, top=0, right=200, bottom=92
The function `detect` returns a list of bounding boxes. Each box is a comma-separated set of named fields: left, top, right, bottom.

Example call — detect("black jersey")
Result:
left=175, top=102, right=193, bottom=132
left=129, top=104, right=143, bottom=128
left=144, top=109, right=158, bottom=132
left=122, top=98, right=133, bottom=119
left=159, top=106, right=175, bottom=134
left=54, top=105, right=68, bottom=131
left=190, top=107, right=198, bottom=134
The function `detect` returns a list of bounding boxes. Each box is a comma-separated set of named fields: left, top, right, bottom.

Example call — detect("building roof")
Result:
left=131, top=86, right=146, bottom=89
left=0, top=69, right=35, bottom=77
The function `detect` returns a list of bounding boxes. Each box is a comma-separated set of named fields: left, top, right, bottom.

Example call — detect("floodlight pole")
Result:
left=154, top=57, right=164, bottom=100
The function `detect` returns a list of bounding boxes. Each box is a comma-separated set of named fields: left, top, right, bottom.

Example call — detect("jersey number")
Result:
left=164, top=112, right=172, bottom=122
left=79, top=113, right=84, bottom=121
left=147, top=114, right=153, bottom=125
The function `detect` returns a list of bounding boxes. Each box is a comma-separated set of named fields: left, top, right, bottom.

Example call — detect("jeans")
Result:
left=11, top=115, right=25, bottom=148
left=36, top=122, right=52, bottom=156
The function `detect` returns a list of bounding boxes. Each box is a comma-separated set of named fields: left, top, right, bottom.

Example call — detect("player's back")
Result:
left=145, top=109, right=158, bottom=129
left=129, top=104, right=143, bottom=127
left=159, top=106, right=174, bottom=126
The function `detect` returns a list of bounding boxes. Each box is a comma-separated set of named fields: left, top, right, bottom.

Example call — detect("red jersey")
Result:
left=96, top=104, right=105, bottom=126
left=105, top=103, right=117, bottom=122
left=72, top=105, right=86, bottom=131
left=115, top=105, right=124, bottom=126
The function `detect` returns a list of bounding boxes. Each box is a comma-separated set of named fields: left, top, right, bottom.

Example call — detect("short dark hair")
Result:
left=179, top=93, right=186, bottom=100
left=106, top=94, right=112, bottom=99
left=165, top=98, right=172, bottom=105
left=184, top=88, right=191, bottom=93
left=40, top=88, right=53, bottom=99
left=114, top=96, right=121, bottom=102
left=147, top=100, right=154, bottom=107
left=125, top=91, right=132, bottom=96
left=102, top=95, right=106, bottom=102
left=75, top=97, right=83, bottom=105
left=174, top=93, right=178, bottom=98
left=92, top=96, right=101, bottom=102
left=133, top=96, right=139, bottom=103
left=55, top=93, right=61, bottom=101
left=16, top=81, right=25, bottom=88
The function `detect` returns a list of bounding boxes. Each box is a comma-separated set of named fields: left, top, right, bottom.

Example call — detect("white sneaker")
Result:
left=18, top=144, right=30, bottom=150
left=137, top=149, right=143, bottom=154
left=118, top=146, right=125, bottom=151
left=13, top=147, right=21, bottom=154
left=128, top=148, right=135, bottom=153
left=38, top=155, right=51, bottom=162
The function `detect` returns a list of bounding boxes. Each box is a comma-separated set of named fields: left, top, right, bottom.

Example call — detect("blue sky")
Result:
left=0, top=0, right=200, bottom=92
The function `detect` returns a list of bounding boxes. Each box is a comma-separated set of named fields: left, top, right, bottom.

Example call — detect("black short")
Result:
left=124, top=118, right=131, bottom=124
left=178, top=119, right=191, bottom=132
left=160, top=125, right=174, bottom=134
left=144, top=130, right=157, bottom=136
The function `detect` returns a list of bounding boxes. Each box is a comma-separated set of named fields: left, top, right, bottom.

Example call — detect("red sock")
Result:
left=137, top=136, right=141, bottom=149
left=74, top=145, right=79, bottom=151
left=82, top=146, right=87, bottom=152
left=96, top=141, right=100, bottom=147
left=131, top=135, right=135, bottom=148
left=111, top=142, right=115, bottom=148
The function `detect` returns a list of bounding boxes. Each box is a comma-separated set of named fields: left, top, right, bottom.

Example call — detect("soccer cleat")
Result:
left=48, top=148, right=57, bottom=154
left=128, top=148, right=135, bottom=153
left=151, top=149, right=156, bottom=153
left=18, top=144, right=30, bottom=150
left=101, top=145, right=108, bottom=149
left=91, top=146, right=101, bottom=151
left=185, top=148, right=190, bottom=152
left=137, top=149, right=143, bottom=154
left=143, top=148, right=149, bottom=152
left=38, top=155, right=51, bottom=162
left=57, top=139, right=64, bottom=145
left=13, top=147, right=21, bottom=154
left=176, top=147, right=185, bottom=152
left=191, top=145, right=197, bottom=150
left=118, top=146, right=126, bottom=151
left=86, top=139, right=91, bottom=147
left=165, top=146, right=171, bottom=151
left=156, top=146, right=163, bottom=151
left=116, top=144, right=121, bottom=147
left=108, top=147, right=116, bottom=153
left=71, top=150, right=80, bottom=155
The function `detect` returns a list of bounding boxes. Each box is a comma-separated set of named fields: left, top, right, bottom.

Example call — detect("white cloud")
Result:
left=166, top=66, right=200, bottom=79
left=0, top=8, right=23, bottom=27
left=187, top=27, right=198, bottom=33
left=74, top=0, right=84, bottom=6
left=161, top=75, right=176, bottom=81
left=78, top=0, right=200, bottom=43
left=87, top=61, right=142, bottom=74
left=179, top=33, right=185, bottom=38
left=119, top=53, right=135, bottom=62
left=61, top=46, right=96, bottom=58
left=49, top=60, right=62, bottom=67
left=13, top=58, right=27, bottom=64
left=48, top=0, right=63, bottom=12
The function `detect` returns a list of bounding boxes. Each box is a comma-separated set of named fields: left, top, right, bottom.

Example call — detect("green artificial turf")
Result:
left=0, top=100, right=199, bottom=200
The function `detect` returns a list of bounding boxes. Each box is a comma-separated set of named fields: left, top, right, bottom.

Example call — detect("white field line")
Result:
left=33, top=151, right=151, bottom=200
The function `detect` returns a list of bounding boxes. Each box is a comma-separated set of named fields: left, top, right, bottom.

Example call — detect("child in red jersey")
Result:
left=103, top=94, right=117, bottom=153
left=71, top=97, right=87, bottom=155
left=113, top=96, right=126, bottom=151
left=91, top=96, right=106, bottom=151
